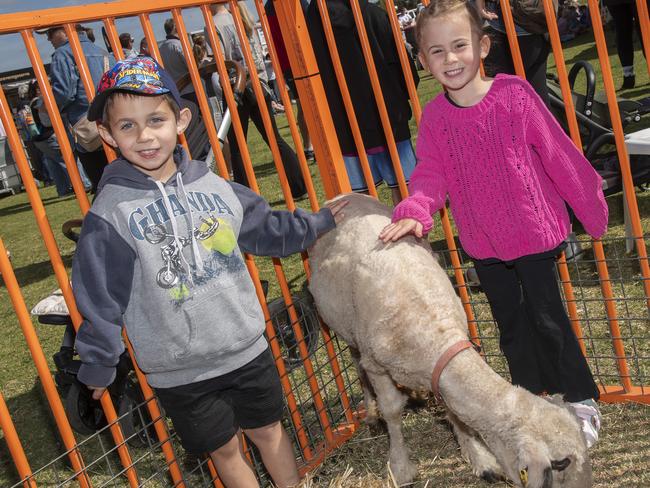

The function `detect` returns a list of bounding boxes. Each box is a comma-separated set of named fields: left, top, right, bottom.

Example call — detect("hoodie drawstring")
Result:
left=177, top=173, right=204, bottom=271
left=154, top=179, right=195, bottom=283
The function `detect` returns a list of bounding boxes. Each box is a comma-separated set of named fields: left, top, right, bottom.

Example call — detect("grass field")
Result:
left=0, top=23, right=649, bottom=488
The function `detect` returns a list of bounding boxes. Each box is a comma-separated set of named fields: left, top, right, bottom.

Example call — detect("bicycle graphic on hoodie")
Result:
left=143, top=214, right=225, bottom=289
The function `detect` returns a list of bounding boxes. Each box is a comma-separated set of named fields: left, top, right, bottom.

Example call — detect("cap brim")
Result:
left=87, top=87, right=174, bottom=122
left=87, top=89, right=115, bottom=122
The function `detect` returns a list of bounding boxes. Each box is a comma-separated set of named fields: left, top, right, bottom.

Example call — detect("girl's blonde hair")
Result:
left=415, top=0, right=484, bottom=49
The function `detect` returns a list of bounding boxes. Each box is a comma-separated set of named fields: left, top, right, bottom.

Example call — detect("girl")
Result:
left=379, top=0, right=607, bottom=448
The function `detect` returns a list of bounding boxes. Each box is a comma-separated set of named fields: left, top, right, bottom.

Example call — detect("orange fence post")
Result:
left=587, top=0, right=650, bottom=305
left=0, top=390, right=37, bottom=488
left=137, top=12, right=192, bottom=157
left=122, top=334, right=188, bottom=488
left=244, top=257, right=314, bottom=460
left=273, top=0, right=351, bottom=198
left=498, top=0, right=525, bottom=77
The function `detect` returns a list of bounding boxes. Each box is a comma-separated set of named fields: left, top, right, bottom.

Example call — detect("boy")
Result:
left=72, top=57, right=346, bottom=488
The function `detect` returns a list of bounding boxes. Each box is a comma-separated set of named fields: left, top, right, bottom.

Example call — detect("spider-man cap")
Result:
left=87, top=57, right=182, bottom=122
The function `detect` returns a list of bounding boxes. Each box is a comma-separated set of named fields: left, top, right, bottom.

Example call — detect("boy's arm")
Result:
left=522, top=82, right=608, bottom=239
left=72, top=213, right=136, bottom=388
left=229, top=182, right=335, bottom=257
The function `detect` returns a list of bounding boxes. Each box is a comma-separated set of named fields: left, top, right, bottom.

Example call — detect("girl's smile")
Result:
left=417, top=10, right=493, bottom=106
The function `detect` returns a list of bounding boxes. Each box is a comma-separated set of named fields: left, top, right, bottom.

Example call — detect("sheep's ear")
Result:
left=551, top=457, right=572, bottom=471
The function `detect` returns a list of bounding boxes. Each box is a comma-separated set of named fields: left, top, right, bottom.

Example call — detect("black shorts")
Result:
left=154, top=349, right=284, bottom=454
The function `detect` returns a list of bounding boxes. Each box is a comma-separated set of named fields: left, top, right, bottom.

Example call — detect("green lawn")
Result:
left=1, top=25, right=649, bottom=487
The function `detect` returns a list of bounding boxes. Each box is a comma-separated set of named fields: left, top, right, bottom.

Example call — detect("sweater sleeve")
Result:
left=523, top=83, right=608, bottom=239
left=72, top=213, right=135, bottom=388
left=392, top=115, right=447, bottom=234
left=230, top=182, right=336, bottom=257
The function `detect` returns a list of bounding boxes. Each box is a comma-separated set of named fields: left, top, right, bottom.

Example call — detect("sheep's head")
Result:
left=503, top=394, right=592, bottom=488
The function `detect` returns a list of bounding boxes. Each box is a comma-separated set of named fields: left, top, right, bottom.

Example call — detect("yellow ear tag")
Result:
left=519, top=467, right=529, bottom=486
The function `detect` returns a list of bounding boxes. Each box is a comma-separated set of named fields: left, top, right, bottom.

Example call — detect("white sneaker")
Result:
left=570, top=399, right=601, bottom=448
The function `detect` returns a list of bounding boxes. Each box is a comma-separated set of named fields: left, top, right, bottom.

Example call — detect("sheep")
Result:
left=308, top=193, right=592, bottom=487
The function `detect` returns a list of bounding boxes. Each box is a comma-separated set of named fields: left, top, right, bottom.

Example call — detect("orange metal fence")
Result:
left=0, top=0, right=648, bottom=485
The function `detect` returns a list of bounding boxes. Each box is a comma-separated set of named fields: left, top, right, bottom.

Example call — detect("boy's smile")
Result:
left=418, top=11, right=491, bottom=106
left=98, top=94, right=191, bottom=182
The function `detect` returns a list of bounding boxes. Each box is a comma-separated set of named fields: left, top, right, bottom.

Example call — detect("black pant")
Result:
left=226, top=89, right=306, bottom=198
left=483, top=29, right=551, bottom=107
left=77, top=148, right=108, bottom=194
left=607, top=1, right=648, bottom=68
left=474, top=254, right=599, bottom=402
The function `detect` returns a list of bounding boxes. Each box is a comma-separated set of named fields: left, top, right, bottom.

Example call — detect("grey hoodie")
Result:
left=72, top=146, right=334, bottom=388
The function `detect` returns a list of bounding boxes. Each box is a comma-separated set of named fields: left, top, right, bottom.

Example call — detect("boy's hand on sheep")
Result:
left=326, top=199, right=349, bottom=225
left=379, top=218, right=423, bottom=243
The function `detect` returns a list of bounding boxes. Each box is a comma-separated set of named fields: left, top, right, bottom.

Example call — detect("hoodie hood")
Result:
left=97, top=145, right=209, bottom=194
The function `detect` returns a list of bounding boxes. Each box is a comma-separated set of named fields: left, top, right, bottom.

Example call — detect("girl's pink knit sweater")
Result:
left=392, top=74, right=608, bottom=261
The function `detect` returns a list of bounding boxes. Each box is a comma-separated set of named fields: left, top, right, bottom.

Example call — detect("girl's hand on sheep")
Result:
left=379, top=218, right=423, bottom=243
left=326, top=199, right=349, bottom=225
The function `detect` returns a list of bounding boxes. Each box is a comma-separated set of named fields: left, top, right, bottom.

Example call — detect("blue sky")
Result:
left=0, top=0, right=259, bottom=73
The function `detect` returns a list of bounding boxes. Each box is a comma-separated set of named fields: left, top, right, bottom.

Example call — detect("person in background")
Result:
left=264, top=0, right=314, bottom=161
left=119, top=33, right=138, bottom=59
left=264, top=53, right=285, bottom=114
left=602, top=0, right=649, bottom=90
left=84, top=27, right=96, bottom=43
left=159, top=18, right=193, bottom=97
left=306, top=0, right=419, bottom=205
left=139, top=37, right=150, bottom=57
left=478, top=0, right=551, bottom=106
left=206, top=2, right=307, bottom=199
left=28, top=80, right=92, bottom=196
left=14, top=84, right=51, bottom=186
left=37, top=24, right=111, bottom=193
left=577, top=5, right=592, bottom=30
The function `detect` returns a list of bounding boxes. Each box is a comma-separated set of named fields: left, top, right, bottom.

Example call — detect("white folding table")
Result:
left=622, top=127, right=650, bottom=253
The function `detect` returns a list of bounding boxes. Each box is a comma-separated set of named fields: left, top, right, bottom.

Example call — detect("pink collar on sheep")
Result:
left=431, top=340, right=476, bottom=401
